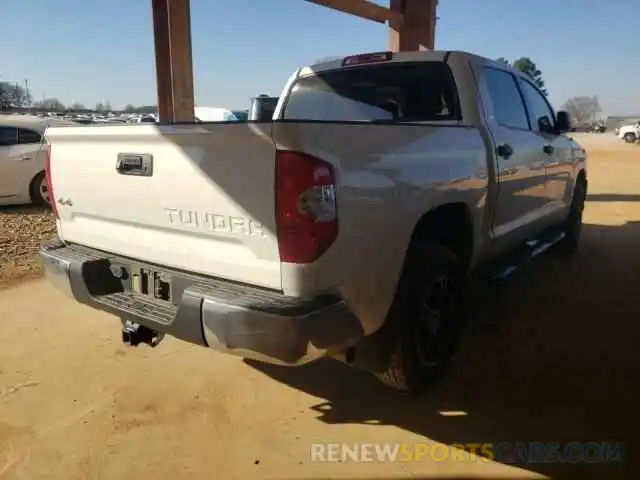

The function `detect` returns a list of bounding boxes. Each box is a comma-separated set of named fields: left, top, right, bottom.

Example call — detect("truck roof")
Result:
left=301, top=50, right=524, bottom=78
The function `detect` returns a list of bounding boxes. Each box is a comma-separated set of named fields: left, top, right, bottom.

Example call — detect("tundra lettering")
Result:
left=164, top=208, right=267, bottom=237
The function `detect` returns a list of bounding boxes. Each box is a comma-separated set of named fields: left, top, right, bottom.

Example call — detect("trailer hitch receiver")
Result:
left=121, top=320, right=165, bottom=347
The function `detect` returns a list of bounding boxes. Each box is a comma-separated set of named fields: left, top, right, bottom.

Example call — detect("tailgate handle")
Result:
left=116, top=153, right=153, bottom=176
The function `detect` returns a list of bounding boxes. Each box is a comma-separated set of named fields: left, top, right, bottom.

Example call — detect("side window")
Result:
left=0, top=126, right=18, bottom=147
left=17, top=128, right=42, bottom=145
left=519, top=80, right=555, bottom=133
left=483, top=68, right=530, bottom=130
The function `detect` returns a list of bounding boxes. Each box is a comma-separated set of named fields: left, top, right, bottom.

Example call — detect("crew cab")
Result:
left=41, top=51, right=587, bottom=392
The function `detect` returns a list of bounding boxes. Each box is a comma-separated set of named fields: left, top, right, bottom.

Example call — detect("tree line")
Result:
left=0, top=82, right=156, bottom=113
left=2, top=58, right=601, bottom=124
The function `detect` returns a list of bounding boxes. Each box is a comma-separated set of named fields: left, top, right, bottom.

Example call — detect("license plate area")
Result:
left=126, top=266, right=172, bottom=303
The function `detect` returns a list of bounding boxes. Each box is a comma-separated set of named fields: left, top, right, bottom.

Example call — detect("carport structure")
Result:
left=151, top=0, right=438, bottom=121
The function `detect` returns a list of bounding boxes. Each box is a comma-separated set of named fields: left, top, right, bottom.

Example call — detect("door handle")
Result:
left=18, top=156, right=31, bottom=161
left=496, top=143, right=514, bottom=159
left=543, top=144, right=554, bottom=155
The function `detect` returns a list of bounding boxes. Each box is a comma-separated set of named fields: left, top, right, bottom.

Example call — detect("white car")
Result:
left=617, top=122, right=640, bottom=143
left=0, top=115, right=76, bottom=207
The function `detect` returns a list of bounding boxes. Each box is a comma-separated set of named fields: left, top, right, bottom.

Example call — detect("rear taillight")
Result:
left=44, top=144, right=59, bottom=218
left=275, top=151, right=338, bottom=263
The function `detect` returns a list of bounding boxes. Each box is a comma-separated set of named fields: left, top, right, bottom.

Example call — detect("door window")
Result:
left=483, top=68, right=530, bottom=130
left=0, top=126, right=18, bottom=147
left=520, top=80, right=556, bottom=133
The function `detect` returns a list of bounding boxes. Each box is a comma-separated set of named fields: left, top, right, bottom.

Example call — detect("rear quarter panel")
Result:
left=274, top=122, right=489, bottom=334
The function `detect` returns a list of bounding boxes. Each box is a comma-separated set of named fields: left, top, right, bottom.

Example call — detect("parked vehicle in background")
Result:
left=0, top=115, right=76, bottom=207
left=231, top=110, right=249, bottom=121
left=71, top=118, right=95, bottom=125
left=194, top=107, right=246, bottom=122
left=139, top=114, right=158, bottom=124
left=248, top=96, right=279, bottom=121
left=41, top=50, right=587, bottom=392
left=617, top=122, right=640, bottom=143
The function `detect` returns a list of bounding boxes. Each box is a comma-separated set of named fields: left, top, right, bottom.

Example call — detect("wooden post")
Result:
left=151, top=0, right=195, bottom=122
left=389, top=0, right=438, bottom=52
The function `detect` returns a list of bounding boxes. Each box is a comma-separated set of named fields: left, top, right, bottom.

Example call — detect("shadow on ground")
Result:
left=587, top=193, right=640, bottom=202
left=248, top=221, right=640, bottom=480
left=0, top=205, right=50, bottom=215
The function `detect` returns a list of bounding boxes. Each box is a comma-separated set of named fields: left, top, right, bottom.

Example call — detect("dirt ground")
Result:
left=0, top=134, right=638, bottom=479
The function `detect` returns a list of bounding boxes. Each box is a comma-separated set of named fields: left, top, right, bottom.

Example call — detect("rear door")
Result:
left=47, top=122, right=282, bottom=290
left=478, top=67, right=550, bottom=248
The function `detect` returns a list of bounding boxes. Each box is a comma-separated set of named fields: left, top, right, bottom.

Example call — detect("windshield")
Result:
left=283, top=62, right=460, bottom=123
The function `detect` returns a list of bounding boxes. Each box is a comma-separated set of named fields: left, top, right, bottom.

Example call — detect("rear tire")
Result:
left=375, top=244, right=465, bottom=393
left=623, top=133, right=636, bottom=143
left=29, top=171, right=51, bottom=207
left=556, top=181, right=586, bottom=254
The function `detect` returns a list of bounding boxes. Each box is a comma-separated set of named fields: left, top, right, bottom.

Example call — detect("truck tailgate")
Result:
left=45, top=123, right=282, bottom=290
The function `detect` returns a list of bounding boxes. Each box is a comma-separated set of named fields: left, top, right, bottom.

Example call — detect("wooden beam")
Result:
left=389, top=0, right=438, bottom=51
left=151, top=0, right=195, bottom=122
left=304, top=0, right=402, bottom=24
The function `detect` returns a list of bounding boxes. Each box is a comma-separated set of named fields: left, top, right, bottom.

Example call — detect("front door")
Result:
left=0, top=126, right=20, bottom=198
left=518, top=79, right=574, bottom=215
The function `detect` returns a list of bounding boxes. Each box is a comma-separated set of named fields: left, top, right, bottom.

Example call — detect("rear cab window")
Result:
left=282, top=62, right=461, bottom=123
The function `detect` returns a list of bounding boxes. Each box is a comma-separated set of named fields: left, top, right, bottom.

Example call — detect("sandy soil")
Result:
left=0, top=134, right=638, bottom=479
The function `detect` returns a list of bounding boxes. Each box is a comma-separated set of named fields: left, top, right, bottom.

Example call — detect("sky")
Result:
left=1, top=0, right=638, bottom=115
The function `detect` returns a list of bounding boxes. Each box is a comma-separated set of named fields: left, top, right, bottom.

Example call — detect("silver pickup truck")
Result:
left=41, top=50, right=587, bottom=392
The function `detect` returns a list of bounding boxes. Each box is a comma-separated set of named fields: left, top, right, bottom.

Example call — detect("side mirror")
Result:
left=537, top=116, right=554, bottom=133
left=555, top=111, right=572, bottom=133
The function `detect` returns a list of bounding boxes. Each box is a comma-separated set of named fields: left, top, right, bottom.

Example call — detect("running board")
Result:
left=490, top=232, right=565, bottom=281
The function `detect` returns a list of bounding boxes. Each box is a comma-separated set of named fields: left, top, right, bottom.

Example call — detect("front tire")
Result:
left=375, top=244, right=465, bottom=393
left=29, top=171, right=51, bottom=207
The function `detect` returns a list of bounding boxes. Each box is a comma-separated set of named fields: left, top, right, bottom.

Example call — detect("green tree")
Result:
left=512, top=57, right=547, bottom=95
left=495, top=57, right=548, bottom=96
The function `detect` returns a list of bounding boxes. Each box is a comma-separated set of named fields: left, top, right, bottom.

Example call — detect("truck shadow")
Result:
left=247, top=220, right=640, bottom=480
left=587, top=193, right=640, bottom=202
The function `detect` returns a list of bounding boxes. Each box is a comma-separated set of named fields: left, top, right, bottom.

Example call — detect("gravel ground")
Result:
left=0, top=206, right=55, bottom=289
